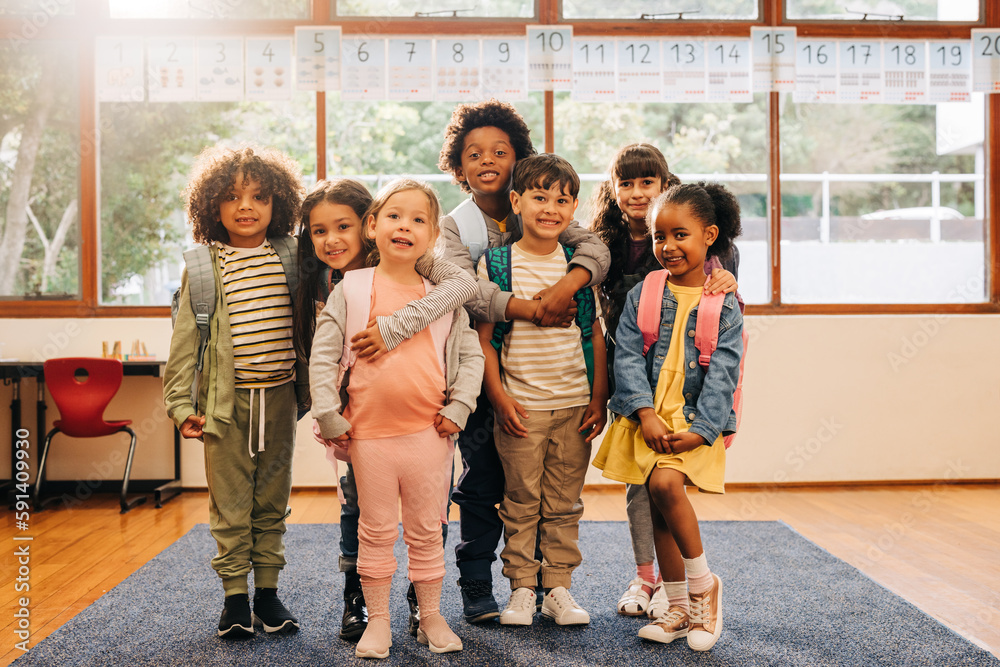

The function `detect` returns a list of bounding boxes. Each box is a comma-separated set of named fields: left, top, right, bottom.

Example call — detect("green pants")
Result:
left=204, top=381, right=296, bottom=596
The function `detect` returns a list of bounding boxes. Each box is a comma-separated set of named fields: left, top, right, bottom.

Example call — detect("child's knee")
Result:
left=358, top=521, right=398, bottom=548
left=647, top=472, right=686, bottom=506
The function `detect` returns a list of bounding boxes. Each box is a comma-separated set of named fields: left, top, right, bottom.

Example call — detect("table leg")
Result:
left=154, top=425, right=182, bottom=508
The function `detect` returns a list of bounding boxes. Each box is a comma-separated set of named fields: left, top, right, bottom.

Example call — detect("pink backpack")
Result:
left=316, top=267, right=452, bottom=465
left=636, top=269, right=747, bottom=449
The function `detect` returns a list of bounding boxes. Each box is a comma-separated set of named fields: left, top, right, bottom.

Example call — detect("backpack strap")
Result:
left=637, top=270, right=669, bottom=356
left=563, top=246, right=595, bottom=388
left=338, top=268, right=376, bottom=389
left=483, top=246, right=513, bottom=353
left=450, top=198, right=490, bottom=265
left=270, top=236, right=299, bottom=298
left=694, top=282, right=725, bottom=368
left=182, top=246, right=216, bottom=373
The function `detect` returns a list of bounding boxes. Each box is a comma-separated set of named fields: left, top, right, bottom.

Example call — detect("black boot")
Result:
left=407, top=581, right=420, bottom=637
left=340, top=569, right=368, bottom=641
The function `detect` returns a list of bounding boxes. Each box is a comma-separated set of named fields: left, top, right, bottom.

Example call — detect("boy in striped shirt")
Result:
left=164, top=145, right=306, bottom=638
left=475, top=154, right=609, bottom=627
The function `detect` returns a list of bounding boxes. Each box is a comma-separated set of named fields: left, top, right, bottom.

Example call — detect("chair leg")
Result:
left=120, top=426, right=146, bottom=514
left=33, top=429, right=59, bottom=512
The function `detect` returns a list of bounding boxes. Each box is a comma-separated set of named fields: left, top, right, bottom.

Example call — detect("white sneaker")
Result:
left=646, top=581, right=670, bottom=619
left=499, top=587, right=536, bottom=626
left=617, top=577, right=653, bottom=616
left=541, top=586, right=590, bottom=626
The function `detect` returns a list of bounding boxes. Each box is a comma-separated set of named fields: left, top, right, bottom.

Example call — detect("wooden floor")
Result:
left=2, top=483, right=998, bottom=665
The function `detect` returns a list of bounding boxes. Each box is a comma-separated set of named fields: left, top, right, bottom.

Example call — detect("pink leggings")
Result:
left=351, top=425, right=453, bottom=582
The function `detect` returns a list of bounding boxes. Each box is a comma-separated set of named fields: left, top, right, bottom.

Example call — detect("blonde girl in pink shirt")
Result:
left=309, top=179, right=485, bottom=659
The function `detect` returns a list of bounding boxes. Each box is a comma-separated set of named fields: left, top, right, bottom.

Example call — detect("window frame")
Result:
left=0, top=0, right=995, bottom=317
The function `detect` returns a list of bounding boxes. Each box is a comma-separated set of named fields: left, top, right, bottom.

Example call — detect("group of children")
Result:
left=163, top=99, right=745, bottom=659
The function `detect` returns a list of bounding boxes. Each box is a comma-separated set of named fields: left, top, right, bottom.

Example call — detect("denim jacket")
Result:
left=607, top=279, right=743, bottom=447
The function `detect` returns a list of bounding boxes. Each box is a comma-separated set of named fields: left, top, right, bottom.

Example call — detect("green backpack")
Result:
left=482, top=244, right=596, bottom=389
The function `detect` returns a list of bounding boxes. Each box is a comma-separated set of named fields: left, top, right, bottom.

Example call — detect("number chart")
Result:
left=341, top=36, right=386, bottom=101
left=197, top=37, right=244, bottom=102
left=706, top=39, right=751, bottom=102
left=662, top=39, right=706, bottom=102
left=527, top=26, right=572, bottom=91
left=481, top=38, right=528, bottom=101
left=883, top=40, right=926, bottom=104
left=295, top=27, right=341, bottom=92
left=617, top=39, right=661, bottom=102
left=572, top=39, right=615, bottom=103
left=972, top=30, right=1000, bottom=93
left=435, top=38, right=482, bottom=102
left=147, top=37, right=196, bottom=102
left=97, top=37, right=144, bottom=102
left=793, top=39, right=837, bottom=103
left=387, top=38, right=433, bottom=101
left=246, top=37, right=292, bottom=101
left=751, top=27, right=796, bottom=93
left=929, top=40, right=972, bottom=103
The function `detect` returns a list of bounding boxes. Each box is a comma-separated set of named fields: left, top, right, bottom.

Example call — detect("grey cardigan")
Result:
left=310, top=280, right=485, bottom=440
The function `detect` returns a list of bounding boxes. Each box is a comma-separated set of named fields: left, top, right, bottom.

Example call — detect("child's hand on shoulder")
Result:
left=663, top=432, right=707, bottom=454
left=180, top=414, right=206, bottom=439
left=532, top=283, right=578, bottom=327
left=578, top=396, right=608, bottom=443
left=352, top=318, right=389, bottom=361
left=705, top=268, right=737, bottom=295
left=434, top=414, right=461, bottom=438
left=492, top=393, right=530, bottom=438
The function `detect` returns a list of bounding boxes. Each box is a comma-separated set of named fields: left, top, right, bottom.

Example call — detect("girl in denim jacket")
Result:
left=593, top=182, right=743, bottom=652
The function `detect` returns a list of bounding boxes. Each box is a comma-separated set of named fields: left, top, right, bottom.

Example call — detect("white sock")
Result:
left=683, top=553, right=713, bottom=595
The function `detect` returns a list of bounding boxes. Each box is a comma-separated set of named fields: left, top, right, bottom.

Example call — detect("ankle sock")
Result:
left=683, top=553, right=713, bottom=595
left=663, top=580, right=689, bottom=612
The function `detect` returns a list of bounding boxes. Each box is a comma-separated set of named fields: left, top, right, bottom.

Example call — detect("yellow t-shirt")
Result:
left=593, top=281, right=726, bottom=493
left=494, top=215, right=507, bottom=233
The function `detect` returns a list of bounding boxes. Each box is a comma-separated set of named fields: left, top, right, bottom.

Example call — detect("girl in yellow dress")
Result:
left=593, top=182, right=744, bottom=651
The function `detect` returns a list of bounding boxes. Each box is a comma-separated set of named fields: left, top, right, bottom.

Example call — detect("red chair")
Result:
left=33, top=358, right=146, bottom=513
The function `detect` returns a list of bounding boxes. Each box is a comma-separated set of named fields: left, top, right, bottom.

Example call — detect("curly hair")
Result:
left=648, top=182, right=743, bottom=260
left=590, top=143, right=677, bottom=299
left=293, top=178, right=373, bottom=363
left=183, top=144, right=304, bottom=245
left=437, top=99, right=536, bottom=193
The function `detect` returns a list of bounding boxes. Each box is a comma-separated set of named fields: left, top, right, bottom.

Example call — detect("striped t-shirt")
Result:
left=477, top=243, right=600, bottom=411
left=218, top=241, right=295, bottom=388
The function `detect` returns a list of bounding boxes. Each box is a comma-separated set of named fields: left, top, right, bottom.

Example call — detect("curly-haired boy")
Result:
left=164, top=144, right=307, bottom=638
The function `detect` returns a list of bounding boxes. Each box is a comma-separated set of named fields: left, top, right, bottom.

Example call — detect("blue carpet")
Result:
left=14, top=521, right=998, bottom=666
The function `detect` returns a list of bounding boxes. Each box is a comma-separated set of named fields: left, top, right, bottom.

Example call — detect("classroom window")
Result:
left=784, top=0, right=980, bottom=22
left=108, top=0, right=310, bottom=19
left=0, top=0, right=75, bottom=15
left=324, top=95, right=544, bottom=213
left=562, top=0, right=758, bottom=21
left=0, top=40, right=80, bottom=300
left=331, top=0, right=535, bottom=18
left=97, top=94, right=317, bottom=306
left=779, top=99, right=985, bottom=304
left=554, top=94, right=770, bottom=305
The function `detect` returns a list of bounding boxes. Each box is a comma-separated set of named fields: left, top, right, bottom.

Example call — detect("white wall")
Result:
left=1, top=314, right=998, bottom=489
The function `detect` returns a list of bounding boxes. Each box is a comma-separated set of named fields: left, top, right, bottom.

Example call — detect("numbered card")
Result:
left=662, top=39, right=706, bottom=102
left=971, top=30, right=1000, bottom=93
left=705, top=39, right=751, bottom=102
left=96, top=37, right=144, bottom=102
left=527, top=25, right=572, bottom=91
left=929, top=40, right=972, bottom=103
left=147, top=37, right=196, bottom=102
left=246, top=37, right=292, bottom=101
left=883, top=40, right=926, bottom=104
left=197, top=37, right=244, bottom=101
left=341, top=36, right=386, bottom=101
left=838, top=40, right=882, bottom=103
left=295, top=27, right=341, bottom=92
left=751, top=27, right=795, bottom=92
left=481, top=38, right=528, bottom=101
left=387, top=38, right=433, bottom=101
left=572, top=39, right=615, bottom=103
left=435, top=38, right=481, bottom=102
left=793, top=39, right=837, bottom=103
left=617, top=39, right=661, bottom=102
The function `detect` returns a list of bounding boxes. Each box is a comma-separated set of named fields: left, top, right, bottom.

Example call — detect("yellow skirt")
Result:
left=592, top=415, right=726, bottom=493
